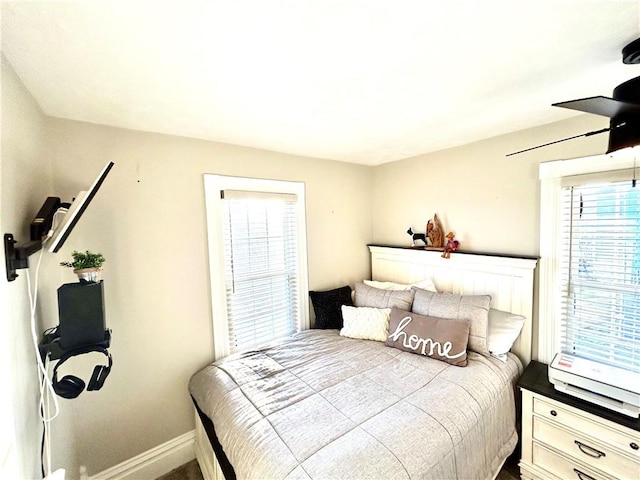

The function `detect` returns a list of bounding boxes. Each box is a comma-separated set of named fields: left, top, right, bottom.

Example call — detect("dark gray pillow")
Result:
left=411, top=289, right=491, bottom=355
left=309, top=286, right=353, bottom=329
left=354, top=282, right=415, bottom=311
left=386, top=308, right=470, bottom=366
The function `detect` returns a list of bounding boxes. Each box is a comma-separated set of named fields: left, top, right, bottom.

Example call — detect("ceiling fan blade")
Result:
left=506, top=127, right=611, bottom=156
left=553, top=96, right=640, bottom=117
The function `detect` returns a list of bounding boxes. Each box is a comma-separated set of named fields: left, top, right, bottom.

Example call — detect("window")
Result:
left=559, top=179, right=640, bottom=374
left=538, top=152, right=640, bottom=372
left=204, top=176, right=309, bottom=359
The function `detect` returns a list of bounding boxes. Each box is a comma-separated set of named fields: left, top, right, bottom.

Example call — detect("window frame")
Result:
left=538, top=150, right=639, bottom=363
left=204, top=175, right=310, bottom=360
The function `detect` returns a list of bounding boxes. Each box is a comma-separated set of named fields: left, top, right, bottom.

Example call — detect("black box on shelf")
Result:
left=58, top=281, right=106, bottom=350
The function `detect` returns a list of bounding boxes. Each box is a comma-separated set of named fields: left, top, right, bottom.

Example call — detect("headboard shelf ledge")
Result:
left=367, top=244, right=539, bottom=261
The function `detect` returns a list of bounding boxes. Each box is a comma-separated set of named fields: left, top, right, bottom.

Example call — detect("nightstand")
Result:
left=518, top=361, right=640, bottom=480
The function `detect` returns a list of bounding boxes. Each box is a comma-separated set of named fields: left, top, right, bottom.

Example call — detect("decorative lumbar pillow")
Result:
left=386, top=308, right=469, bottom=366
left=487, top=308, right=526, bottom=358
left=354, top=282, right=415, bottom=310
left=411, top=289, right=491, bottom=355
left=340, top=306, right=391, bottom=342
left=364, top=278, right=437, bottom=293
left=309, top=285, right=354, bottom=329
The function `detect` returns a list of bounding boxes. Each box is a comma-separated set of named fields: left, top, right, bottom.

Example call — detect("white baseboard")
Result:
left=89, top=430, right=196, bottom=480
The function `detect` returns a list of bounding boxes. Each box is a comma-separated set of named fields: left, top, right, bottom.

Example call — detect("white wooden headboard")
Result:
left=369, top=245, right=538, bottom=365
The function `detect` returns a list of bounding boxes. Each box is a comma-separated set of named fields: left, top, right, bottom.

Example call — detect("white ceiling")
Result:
left=2, top=1, right=639, bottom=165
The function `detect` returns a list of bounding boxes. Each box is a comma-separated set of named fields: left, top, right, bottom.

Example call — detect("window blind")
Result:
left=559, top=180, right=640, bottom=374
left=221, top=191, right=300, bottom=352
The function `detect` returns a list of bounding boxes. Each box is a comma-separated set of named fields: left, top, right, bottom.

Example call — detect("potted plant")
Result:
left=60, top=250, right=106, bottom=283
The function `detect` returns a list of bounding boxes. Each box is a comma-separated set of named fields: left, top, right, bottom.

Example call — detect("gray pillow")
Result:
left=354, top=282, right=415, bottom=311
left=411, top=288, right=491, bottom=355
left=386, top=308, right=469, bottom=366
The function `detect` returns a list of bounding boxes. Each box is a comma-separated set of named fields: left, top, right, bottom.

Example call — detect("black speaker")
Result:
left=58, top=281, right=106, bottom=350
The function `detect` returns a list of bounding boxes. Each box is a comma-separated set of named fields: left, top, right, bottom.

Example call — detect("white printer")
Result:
left=548, top=353, right=640, bottom=418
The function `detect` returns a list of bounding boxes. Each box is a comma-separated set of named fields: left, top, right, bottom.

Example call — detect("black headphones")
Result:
left=52, top=346, right=112, bottom=399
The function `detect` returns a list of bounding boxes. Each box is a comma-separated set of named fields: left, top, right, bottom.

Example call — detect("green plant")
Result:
left=60, top=250, right=106, bottom=270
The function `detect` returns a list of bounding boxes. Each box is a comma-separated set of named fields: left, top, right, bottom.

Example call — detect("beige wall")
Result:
left=372, top=114, right=609, bottom=256
left=1, top=56, right=55, bottom=479
left=42, top=118, right=373, bottom=475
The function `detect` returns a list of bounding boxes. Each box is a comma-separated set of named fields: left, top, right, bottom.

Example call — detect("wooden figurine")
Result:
left=427, top=213, right=444, bottom=248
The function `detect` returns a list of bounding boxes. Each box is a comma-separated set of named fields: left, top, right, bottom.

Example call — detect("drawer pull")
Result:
left=574, top=440, right=606, bottom=459
left=573, top=468, right=597, bottom=480
left=550, top=410, right=558, bottom=417
left=631, top=442, right=639, bottom=451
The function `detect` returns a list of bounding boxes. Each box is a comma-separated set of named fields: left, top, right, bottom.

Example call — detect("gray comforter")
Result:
left=189, top=330, right=522, bottom=479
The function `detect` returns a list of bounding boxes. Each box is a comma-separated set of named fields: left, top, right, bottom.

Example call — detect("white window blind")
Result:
left=559, top=179, right=640, bottom=374
left=221, top=190, right=300, bottom=352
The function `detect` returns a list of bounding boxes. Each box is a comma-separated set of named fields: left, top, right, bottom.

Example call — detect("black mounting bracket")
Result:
left=4, top=233, right=42, bottom=282
left=4, top=196, right=61, bottom=282
left=39, top=328, right=112, bottom=362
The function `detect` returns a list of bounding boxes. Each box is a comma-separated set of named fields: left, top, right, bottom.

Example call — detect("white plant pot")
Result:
left=73, top=268, right=103, bottom=283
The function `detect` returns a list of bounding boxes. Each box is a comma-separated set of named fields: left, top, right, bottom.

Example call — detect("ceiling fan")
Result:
left=507, top=37, right=640, bottom=156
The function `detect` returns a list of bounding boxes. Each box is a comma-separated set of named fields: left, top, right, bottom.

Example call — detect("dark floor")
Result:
left=156, top=460, right=203, bottom=480
left=156, top=455, right=520, bottom=480
left=496, top=453, right=520, bottom=480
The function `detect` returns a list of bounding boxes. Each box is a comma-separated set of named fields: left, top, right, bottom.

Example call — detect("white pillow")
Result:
left=340, top=306, right=391, bottom=342
left=364, top=278, right=437, bottom=293
left=487, top=308, right=526, bottom=359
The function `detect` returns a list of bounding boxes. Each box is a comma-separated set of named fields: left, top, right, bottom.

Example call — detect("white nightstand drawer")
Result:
left=533, top=417, right=640, bottom=479
left=532, top=441, right=610, bottom=480
left=534, top=397, right=640, bottom=461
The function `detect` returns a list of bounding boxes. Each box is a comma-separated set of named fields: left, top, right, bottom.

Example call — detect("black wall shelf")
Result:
left=39, top=328, right=111, bottom=362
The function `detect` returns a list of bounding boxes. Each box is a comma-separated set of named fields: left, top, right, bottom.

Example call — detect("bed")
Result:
left=190, top=246, right=538, bottom=479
